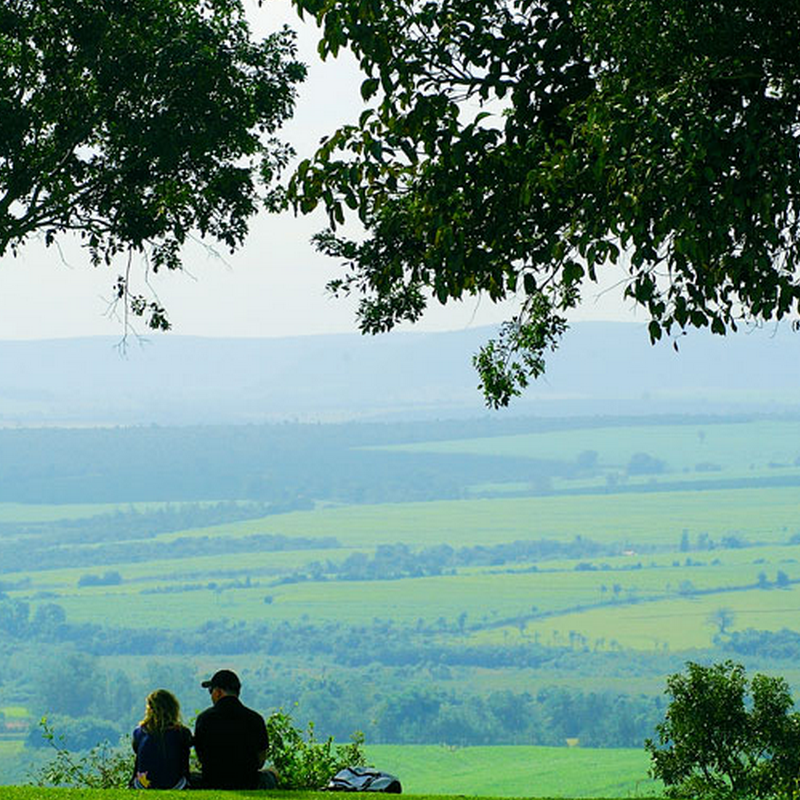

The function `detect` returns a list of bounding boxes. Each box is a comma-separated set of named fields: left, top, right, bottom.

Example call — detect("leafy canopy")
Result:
left=646, top=661, right=800, bottom=799
left=287, top=0, right=800, bottom=406
left=0, top=0, right=305, bottom=329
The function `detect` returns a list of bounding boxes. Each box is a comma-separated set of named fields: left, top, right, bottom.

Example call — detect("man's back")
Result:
left=194, top=694, right=269, bottom=789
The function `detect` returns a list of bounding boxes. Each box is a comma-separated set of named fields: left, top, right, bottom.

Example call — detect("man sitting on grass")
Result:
left=193, top=669, right=278, bottom=790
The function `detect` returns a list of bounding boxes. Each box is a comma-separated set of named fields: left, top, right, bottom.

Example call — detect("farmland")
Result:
left=2, top=413, right=800, bottom=793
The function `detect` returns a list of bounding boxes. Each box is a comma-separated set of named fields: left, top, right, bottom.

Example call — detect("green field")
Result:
left=0, top=792, right=653, bottom=800
left=365, top=744, right=660, bottom=797
left=0, top=744, right=656, bottom=798
left=6, top=478, right=800, bottom=650
left=0, top=708, right=29, bottom=719
left=33, top=570, right=800, bottom=650
left=374, top=419, right=800, bottom=472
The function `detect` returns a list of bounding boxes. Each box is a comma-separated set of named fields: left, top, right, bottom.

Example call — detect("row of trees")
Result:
left=18, top=645, right=664, bottom=750
left=0, top=421, right=576, bottom=507
left=274, top=537, right=618, bottom=584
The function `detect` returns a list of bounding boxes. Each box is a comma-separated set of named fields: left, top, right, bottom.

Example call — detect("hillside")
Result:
left=0, top=321, right=798, bottom=425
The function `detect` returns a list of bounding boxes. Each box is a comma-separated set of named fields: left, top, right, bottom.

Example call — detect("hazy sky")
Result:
left=0, top=0, right=639, bottom=341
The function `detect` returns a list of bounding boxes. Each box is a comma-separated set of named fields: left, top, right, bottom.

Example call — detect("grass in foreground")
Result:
left=0, top=792, right=647, bottom=800
left=365, top=744, right=659, bottom=798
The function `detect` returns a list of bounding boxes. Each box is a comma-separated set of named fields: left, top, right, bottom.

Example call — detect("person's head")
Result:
left=201, top=669, right=241, bottom=704
left=141, top=689, right=182, bottom=734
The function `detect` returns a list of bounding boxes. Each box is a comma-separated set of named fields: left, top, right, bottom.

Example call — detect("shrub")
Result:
left=30, top=717, right=133, bottom=788
left=266, top=709, right=367, bottom=789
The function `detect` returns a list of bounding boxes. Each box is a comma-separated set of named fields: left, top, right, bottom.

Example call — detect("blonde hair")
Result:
left=140, top=689, right=182, bottom=734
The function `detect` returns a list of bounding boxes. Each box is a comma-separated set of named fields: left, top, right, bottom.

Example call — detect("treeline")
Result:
left=274, top=538, right=623, bottom=584
left=265, top=677, right=667, bottom=748
left=1, top=530, right=337, bottom=574
left=721, top=628, right=800, bottom=659
left=0, top=501, right=275, bottom=545
left=0, top=422, right=578, bottom=505
left=0, top=600, right=686, bottom=671
left=17, top=645, right=667, bottom=751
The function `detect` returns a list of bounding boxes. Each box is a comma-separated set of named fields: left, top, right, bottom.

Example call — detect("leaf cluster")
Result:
left=0, top=0, right=305, bottom=328
left=287, top=0, right=800, bottom=405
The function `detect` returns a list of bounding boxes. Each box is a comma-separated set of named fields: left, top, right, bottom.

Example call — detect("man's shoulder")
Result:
left=221, top=696, right=263, bottom=716
left=244, top=704, right=267, bottom=725
left=232, top=699, right=266, bottom=724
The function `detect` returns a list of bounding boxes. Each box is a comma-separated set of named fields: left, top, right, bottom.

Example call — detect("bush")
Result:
left=266, top=709, right=367, bottom=789
left=29, top=717, right=133, bottom=788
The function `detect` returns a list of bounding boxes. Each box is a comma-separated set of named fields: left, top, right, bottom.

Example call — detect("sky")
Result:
left=0, top=0, right=639, bottom=342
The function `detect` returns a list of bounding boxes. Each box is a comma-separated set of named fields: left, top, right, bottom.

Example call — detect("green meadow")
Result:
left=0, top=744, right=657, bottom=798
left=0, top=745, right=657, bottom=798
left=0, top=792, right=649, bottom=800
left=374, top=419, right=800, bottom=472
left=5, top=479, right=800, bottom=649
left=364, top=744, right=660, bottom=797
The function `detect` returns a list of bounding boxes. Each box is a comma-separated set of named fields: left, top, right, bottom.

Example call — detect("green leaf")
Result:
left=360, top=77, right=380, bottom=100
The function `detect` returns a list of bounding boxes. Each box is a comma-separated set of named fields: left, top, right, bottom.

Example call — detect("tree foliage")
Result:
left=646, top=661, right=800, bottom=799
left=287, top=0, right=800, bottom=406
left=0, top=0, right=305, bottom=329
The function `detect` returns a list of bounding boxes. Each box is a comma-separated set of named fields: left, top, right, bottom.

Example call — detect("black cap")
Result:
left=201, top=669, right=241, bottom=694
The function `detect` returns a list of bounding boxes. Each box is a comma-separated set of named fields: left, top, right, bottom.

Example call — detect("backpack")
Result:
left=324, top=766, right=402, bottom=793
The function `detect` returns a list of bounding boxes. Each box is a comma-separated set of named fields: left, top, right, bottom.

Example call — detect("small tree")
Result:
left=646, top=661, right=800, bottom=799
left=707, top=607, right=736, bottom=637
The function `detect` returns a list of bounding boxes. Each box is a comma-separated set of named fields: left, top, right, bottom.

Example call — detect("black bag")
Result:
left=324, top=766, right=402, bottom=793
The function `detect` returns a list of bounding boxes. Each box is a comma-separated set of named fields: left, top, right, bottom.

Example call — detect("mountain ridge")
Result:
left=0, top=321, right=797, bottom=425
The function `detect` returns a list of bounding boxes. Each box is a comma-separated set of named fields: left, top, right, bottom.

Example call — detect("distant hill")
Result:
left=0, top=321, right=797, bottom=425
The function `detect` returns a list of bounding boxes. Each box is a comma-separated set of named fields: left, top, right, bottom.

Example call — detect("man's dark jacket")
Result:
left=194, top=694, right=269, bottom=789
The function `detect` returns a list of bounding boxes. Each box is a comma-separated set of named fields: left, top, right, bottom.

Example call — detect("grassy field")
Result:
left=0, top=708, right=29, bottom=719
left=8, top=529, right=800, bottom=651
left=7, top=482, right=793, bottom=554
left=4, top=417, right=800, bottom=799
left=0, top=792, right=652, bottom=800
left=364, top=744, right=660, bottom=797
left=374, top=419, right=800, bottom=472
left=0, top=745, right=658, bottom=798
left=3, top=477, right=800, bottom=650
